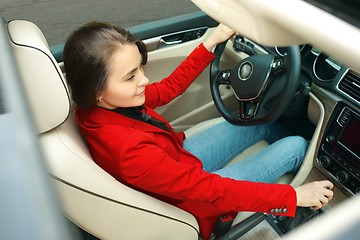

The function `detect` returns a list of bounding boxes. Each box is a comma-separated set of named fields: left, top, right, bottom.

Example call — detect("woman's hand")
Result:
left=295, top=180, right=334, bottom=210
left=203, top=23, right=236, bottom=51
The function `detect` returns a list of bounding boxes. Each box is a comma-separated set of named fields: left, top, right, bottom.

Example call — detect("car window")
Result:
left=0, top=0, right=199, bottom=46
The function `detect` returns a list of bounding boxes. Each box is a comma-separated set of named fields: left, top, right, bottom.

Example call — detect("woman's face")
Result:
left=97, top=44, right=149, bottom=109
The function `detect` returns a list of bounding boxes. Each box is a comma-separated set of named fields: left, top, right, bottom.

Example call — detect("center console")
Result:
left=317, top=103, right=360, bottom=195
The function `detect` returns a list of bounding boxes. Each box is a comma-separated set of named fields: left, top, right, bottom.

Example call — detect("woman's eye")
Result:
left=127, top=75, right=135, bottom=81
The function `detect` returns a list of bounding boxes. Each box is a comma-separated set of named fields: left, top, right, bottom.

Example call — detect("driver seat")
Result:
left=7, top=19, right=200, bottom=240
left=7, top=19, right=293, bottom=240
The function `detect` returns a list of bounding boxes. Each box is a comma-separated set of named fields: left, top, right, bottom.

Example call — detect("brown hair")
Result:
left=63, top=21, right=147, bottom=110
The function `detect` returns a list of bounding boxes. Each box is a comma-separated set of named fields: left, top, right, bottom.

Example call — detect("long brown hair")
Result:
left=63, top=21, right=147, bottom=110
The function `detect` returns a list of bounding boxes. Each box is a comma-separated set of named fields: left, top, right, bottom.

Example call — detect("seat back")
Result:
left=7, top=20, right=199, bottom=240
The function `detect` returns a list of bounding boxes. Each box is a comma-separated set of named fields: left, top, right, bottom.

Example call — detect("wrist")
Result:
left=203, top=39, right=217, bottom=52
left=294, top=187, right=302, bottom=206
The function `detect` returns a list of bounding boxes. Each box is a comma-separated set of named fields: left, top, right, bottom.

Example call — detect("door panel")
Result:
left=144, top=29, right=214, bottom=125
left=129, top=11, right=218, bottom=41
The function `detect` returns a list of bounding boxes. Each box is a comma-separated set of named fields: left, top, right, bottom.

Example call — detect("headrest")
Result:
left=7, top=20, right=70, bottom=134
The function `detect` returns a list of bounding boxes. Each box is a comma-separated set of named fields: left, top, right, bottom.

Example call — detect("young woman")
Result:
left=63, top=22, right=333, bottom=239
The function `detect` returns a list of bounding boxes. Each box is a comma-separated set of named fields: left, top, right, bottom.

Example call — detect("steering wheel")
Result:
left=210, top=38, right=301, bottom=126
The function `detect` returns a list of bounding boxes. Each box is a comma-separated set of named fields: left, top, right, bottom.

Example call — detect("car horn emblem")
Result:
left=238, top=61, right=253, bottom=81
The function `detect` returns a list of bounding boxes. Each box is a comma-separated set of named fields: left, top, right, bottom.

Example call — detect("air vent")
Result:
left=338, top=71, right=360, bottom=103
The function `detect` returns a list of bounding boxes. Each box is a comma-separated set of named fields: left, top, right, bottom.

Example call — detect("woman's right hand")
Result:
left=294, top=180, right=334, bottom=210
left=203, top=23, right=236, bottom=52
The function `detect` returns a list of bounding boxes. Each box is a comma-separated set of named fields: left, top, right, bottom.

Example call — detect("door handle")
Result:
left=157, top=27, right=207, bottom=49
left=158, top=38, right=183, bottom=49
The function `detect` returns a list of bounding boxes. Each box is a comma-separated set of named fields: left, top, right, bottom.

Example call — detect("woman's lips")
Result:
left=136, top=89, right=145, bottom=97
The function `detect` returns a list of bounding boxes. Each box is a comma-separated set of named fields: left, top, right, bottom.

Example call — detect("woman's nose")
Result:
left=138, top=72, right=149, bottom=86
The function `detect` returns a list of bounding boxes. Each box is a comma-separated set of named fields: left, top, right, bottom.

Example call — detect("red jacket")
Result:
left=76, top=44, right=297, bottom=239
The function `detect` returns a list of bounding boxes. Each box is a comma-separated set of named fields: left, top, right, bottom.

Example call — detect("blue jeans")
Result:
left=183, top=120, right=307, bottom=183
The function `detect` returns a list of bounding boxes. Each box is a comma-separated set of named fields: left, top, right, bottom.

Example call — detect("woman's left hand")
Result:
left=203, top=23, right=236, bottom=51
left=295, top=180, right=334, bottom=210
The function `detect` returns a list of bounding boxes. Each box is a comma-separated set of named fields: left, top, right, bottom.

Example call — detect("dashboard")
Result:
left=251, top=41, right=360, bottom=109
left=281, top=44, right=360, bottom=196
left=230, top=33, right=360, bottom=197
left=246, top=41, right=360, bottom=196
left=303, top=49, right=360, bottom=196
left=300, top=46, right=360, bottom=106
left=190, top=0, right=360, bottom=237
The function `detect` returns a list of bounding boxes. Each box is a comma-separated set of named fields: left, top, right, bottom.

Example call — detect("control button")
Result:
left=336, top=170, right=350, bottom=183
left=318, top=155, right=332, bottom=168
left=283, top=208, right=287, bottom=214
left=270, top=209, right=274, bottom=213
left=325, top=135, right=335, bottom=143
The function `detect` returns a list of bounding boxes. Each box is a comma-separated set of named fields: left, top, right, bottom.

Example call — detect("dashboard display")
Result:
left=338, top=117, right=360, bottom=159
left=313, top=52, right=341, bottom=81
left=275, top=45, right=306, bottom=57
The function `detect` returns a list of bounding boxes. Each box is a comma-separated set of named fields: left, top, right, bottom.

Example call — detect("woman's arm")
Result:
left=145, top=24, right=235, bottom=109
left=144, top=43, right=214, bottom=108
left=203, top=23, right=235, bottom=51
left=114, top=128, right=297, bottom=217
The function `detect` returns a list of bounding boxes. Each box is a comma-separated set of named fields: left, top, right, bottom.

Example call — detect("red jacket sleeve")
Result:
left=104, top=127, right=298, bottom=217
left=145, top=43, right=215, bottom=109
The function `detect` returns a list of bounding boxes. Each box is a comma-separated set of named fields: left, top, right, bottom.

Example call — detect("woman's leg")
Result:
left=183, top=120, right=291, bottom=172
left=212, top=136, right=308, bottom=183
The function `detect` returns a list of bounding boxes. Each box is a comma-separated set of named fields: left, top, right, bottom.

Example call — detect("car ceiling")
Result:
left=191, top=0, right=360, bottom=73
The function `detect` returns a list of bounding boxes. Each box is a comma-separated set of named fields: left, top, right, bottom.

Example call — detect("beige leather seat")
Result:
left=7, top=19, right=293, bottom=240
left=7, top=20, right=200, bottom=240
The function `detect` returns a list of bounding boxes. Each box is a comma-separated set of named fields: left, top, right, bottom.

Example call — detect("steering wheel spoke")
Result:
left=215, top=69, right=231, bottom=85
left=271, top=56, right=287, bottom=77
left=239, top=100, right=260, bottom=120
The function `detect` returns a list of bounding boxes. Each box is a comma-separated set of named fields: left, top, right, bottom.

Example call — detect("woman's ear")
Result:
left=96, top=91, right=103, bottom=104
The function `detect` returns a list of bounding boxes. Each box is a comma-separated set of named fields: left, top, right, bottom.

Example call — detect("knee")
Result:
left=275, top=135, right=308, bottom=153
left=284, top=136, right=308, bottom=172
left=284, top=135, right=308, bottom=156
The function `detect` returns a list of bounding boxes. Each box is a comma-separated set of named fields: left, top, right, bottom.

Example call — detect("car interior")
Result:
left=1, top=0, right=360, bottom=239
